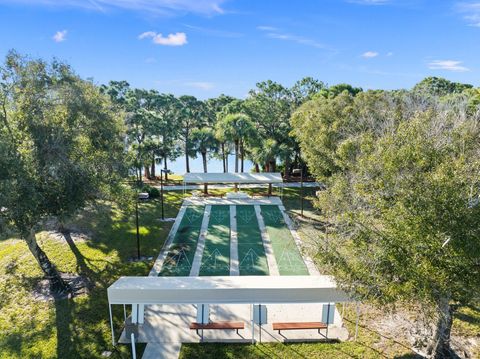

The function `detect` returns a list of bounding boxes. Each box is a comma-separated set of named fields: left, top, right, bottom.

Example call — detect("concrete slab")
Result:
left=156, top=182, right=322, bottom=191
left=142, top=343, right=182, bottom=359
left=184, top=197, right=283, bottom=206
left=120, top=303, right=349, bottom=346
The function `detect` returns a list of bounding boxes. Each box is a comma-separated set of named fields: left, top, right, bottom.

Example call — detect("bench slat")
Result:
left=190, top=321, right=244, bottom=330
left=272, top=322, right=327, bottom=331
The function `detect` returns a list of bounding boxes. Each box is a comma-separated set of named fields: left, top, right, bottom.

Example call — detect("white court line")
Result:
left=229, top=205, right=239, bottom=276
left=278, top=205, right=320, bottom=276
left=149, top=205, right=189, bottom=276
left=189, top=205, right=211, bottom=276
left=254, top=205, right=280, bottom=276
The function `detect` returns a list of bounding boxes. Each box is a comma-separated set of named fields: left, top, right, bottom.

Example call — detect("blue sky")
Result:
left=0, top=0, right=478, bottom=99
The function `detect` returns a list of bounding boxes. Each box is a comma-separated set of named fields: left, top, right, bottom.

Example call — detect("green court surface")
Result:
left=236, top=205, right=269, bottom=275
left=159, top=206, right=205, bottom=276
left=260, top=205, right=309, bottom=276
left=199, top=205, right=231, bottom=276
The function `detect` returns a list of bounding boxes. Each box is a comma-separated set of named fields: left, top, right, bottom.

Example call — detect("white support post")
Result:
left=131, top=333, right=136, bottom=359
left=355, top=302, right=360, bottom=341
left=109, top=304, right=115, bottom=347
left=132, top=304, right=138, bottom=324
left=251, top=304, right=255, bottom=344
left=123, top=304, right=126, bottom=323
left=138, top=304, right=144, bottom=324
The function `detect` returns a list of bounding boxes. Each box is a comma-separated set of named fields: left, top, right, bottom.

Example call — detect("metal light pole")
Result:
left=160, top=169, right=165, bottom=220
left=293, top=167, right=304, bottom=217
left=300, top=166, right=304, bottom=217
left=135, top=190, right=140, bottom=260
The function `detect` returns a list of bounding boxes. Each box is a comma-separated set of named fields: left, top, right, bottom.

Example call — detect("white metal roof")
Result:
left=183, top=172, right=283, bottom=184
left=107, top=275, right=351, bottom=305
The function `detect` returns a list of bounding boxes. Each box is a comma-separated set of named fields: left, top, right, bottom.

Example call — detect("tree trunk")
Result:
left=202, top=151, right=208, bottom=195
left=144, top=165, right=150, bottom=180
left=163, top=155, right=168, bottom=181
left=240, top=140, right=244, bottom=173
left=185, top=133, right=190, bottom=173
left=284, top=155, right=290, bottom=180
left=428, top=297, right=455, bottom=359
left=255, top=163, right=260, bottom=173
left=234, top=140, right=239, bottom=191
left=222, top=143, right=226, bottom=173
left=226, top=149, right=229, bottom=172
left=234, top=140, right=239, bottom=173
left=24, top=228, right=71, bottom=294
left=151, top=154, right=156, bottom=179
left=270, top=160, right=276, bottom=172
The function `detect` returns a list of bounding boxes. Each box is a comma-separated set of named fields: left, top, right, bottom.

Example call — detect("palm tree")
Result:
left=215, top=113, right=255, bottom=174
left=191, top=128, right=218, bottom=194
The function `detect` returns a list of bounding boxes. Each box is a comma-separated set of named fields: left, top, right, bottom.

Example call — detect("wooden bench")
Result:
left=272, top=322, right=328, bottom=337
left=190, top=321, right=244, bottom=336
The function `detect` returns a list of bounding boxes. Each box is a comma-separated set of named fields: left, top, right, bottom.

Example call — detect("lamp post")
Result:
left=293, top=167, right=304, bottom=217
left=160, top=169, right=170, bottom=220
left=135, top=183, right=141, bottom=260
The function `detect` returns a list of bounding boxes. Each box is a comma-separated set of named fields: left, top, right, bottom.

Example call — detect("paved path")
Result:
left=155, top=182, right=322, bottom=191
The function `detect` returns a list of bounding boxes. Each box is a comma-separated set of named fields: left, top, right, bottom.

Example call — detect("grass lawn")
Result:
left=0, top=186, right=478, bottom=358
left=0, top=191, right=184, bottom=359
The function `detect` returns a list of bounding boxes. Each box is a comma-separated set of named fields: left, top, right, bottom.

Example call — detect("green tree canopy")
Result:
left=292, top=90, right=480, bottom=358
left=0, top=51, right=126, bottom=293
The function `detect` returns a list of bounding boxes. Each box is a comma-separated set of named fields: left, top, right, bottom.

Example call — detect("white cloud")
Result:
left=186, top=81, right=215, bottom=90
left=257, top=26, right=326, bottom=49
left=0, top=0, right=225, bottom=16
left=53, top=30, right=67, bottom=42
left=257, top=25, right=278, bottom=31
left=386, top=51, right=393, bottom=56
left=145, top=57, right=157, bottom=63
left=347, top=0, right=390, bottom=4
left=139, top=31, right=187, bottom=46
left=428, top=60, right=470, bottom=72
left=457, top=2, right=480, bottom=27
left=362, top=51, right=379, bottom=58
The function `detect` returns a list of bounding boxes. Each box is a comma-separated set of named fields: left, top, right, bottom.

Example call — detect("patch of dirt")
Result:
left=47, top=230, right=91, bottom=243
left=32, top=273, right=91, bottom=302
left=127, top=256, right=154, bottom=262
left=359, top=304, right=477, bottom=358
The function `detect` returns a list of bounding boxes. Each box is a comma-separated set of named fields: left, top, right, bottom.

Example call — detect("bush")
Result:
left=141, top=185, right=160, bottom=199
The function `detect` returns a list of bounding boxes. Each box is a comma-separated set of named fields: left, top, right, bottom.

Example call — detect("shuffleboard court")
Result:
left=199, top=205, right=231, bottom=276
left=236, top=205, right=269, bottom=276
left=159, top=206, right=205, bottom=276
left=260, top=205, right=309, bottom=275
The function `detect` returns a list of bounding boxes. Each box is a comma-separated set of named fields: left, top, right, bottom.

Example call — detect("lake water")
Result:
left=155, top=154, right=254, bottom=175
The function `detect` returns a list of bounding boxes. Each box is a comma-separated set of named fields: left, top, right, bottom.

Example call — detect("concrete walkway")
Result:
left=155, top=182, right=322, bottom=191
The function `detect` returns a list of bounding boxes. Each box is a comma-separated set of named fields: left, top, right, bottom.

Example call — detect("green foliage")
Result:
left=0, top=51, right=126, bottom=233
left=292, top=89, right=480, bottom=355
left=413, top=76, right=473, bottom=97
left=141, top=185, right=160, bottom=199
